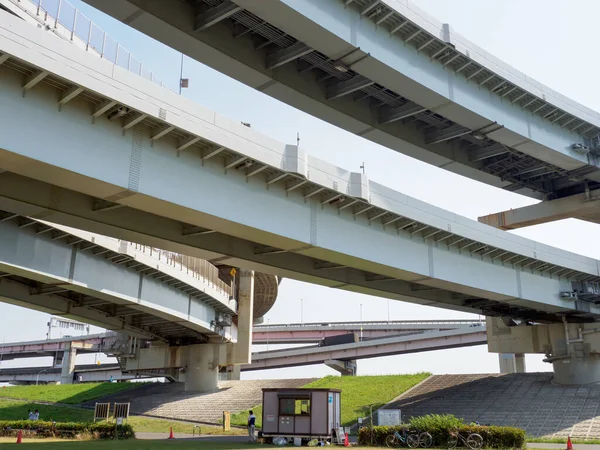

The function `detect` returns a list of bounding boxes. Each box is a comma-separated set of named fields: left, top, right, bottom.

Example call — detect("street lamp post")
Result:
left=35, top=369, right=47, bottom=386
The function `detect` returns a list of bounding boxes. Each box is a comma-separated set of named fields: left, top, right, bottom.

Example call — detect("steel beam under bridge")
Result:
left=1, top=14, right=599, bottom=323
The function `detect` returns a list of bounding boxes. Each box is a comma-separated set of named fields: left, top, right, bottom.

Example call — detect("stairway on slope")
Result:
left=387, top=373, right=600, bottom=440
left=83, top=379, right=316, bottom=424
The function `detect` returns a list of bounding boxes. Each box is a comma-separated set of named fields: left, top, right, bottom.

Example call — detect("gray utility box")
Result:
left=261, top=388, right=342, bottom=439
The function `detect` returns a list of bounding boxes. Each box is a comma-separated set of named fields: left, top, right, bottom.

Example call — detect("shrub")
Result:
left=0, top=420, right=134, bottom=440
left=358, top=416, right=525, bottom=449
left=462, top=425, right=525, bottom=449
left=409, top=414, right=464, bottom=445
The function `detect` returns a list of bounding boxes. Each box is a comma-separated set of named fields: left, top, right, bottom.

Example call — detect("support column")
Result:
left=325, top=359, right=357, bottom=376
left=498, top=353, right=526, bottom=374
left=224, top=364, right=241, bottom=381
left=184, top=344, right=219, bottom=392
left=60, top=343, right=76, bottom=385
left=230, top=269, right=254, bottom=365
left=552, top=356, right=600, bottom=385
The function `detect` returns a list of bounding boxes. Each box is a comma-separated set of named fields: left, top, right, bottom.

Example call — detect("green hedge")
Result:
left=358, top=414, right=525, bottom=448
left=0, top=420, right=134, bottom=440
left=409, top=414, right=464, bottom=444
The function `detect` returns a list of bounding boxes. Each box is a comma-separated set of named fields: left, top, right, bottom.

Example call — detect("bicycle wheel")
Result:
left=419, top=432, right=433, bottom=448
left=447, top=435, right=458, bottom=449
left=406, top=433, right=420, bottom=448
left=466, top=433, right=483, bottom=449
left=386, top=435, right=400, bottom=448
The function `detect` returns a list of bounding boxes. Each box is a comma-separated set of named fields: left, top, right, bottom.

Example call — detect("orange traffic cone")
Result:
left=566, top=436, right=573, bottom=450
left=344, top=432, right=350, bottom=447
left=16, top=430, right=22, bottom=444
left=168, top=427, right=175, bottom=439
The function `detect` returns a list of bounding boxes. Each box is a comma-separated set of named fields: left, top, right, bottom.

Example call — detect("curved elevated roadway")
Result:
left=0, top=213, right=236, bottom=344
left=0, top=13, right=599, bottom=324
left=79, top=0, right=600, bottom=210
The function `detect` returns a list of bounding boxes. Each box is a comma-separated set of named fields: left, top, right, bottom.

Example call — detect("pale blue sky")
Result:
left=2, top=0, right=600, bottom=378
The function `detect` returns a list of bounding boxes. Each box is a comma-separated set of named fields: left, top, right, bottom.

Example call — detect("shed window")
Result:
left=279, top=398, right=310, bottom=416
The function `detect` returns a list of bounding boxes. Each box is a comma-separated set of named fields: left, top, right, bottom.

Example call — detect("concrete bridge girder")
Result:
left=0, top=15, right=598, bottom=325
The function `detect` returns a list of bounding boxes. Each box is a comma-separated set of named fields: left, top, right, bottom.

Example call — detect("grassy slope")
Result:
left=0, top=399, right=244, bottom=436
left=231, top=373, right=430, bottom=428
left=0, top=383, right=137, bottom=404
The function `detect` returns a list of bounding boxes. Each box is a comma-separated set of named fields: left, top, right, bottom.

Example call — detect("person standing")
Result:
left=247, top=410, right=256, bottom=443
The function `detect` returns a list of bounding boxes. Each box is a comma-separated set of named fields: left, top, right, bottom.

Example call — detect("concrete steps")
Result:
left=388, top=373, right=600, bottom=439
left=84, top=378, right=315, bottom=424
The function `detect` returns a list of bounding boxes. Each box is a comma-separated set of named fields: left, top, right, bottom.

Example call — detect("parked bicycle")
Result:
left=385, top=429, right=420, bottom=448
left=417, top=431, right=433, bottom=448
left=446, top=429, right=483, bottom=449
left=386, top=430, right=433, bottom=448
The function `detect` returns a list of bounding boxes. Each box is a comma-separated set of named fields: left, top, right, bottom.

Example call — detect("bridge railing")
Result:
left=9, top=0, right=170, bottom=91
left=126, top=242, right=234, bottom=299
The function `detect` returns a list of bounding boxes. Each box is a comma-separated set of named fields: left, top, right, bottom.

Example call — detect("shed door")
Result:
left=328, top=392, right=334, bottom=432
left=334, top=392, right=341, bottom=429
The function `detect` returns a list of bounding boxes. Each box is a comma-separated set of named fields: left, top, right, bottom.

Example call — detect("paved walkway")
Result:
left=136, top=433, right=249, bottom=442
left=528, top=444, right=600, bottom=449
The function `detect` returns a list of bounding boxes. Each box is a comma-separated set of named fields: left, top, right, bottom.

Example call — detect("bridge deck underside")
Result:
left=0, top=11, right=599, bottom=324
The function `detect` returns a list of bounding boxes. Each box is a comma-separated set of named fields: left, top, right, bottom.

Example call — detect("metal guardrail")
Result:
left=126, top=242, right=234, bottom=299
left=254, top=320, right=486, bottom=329
left=9, top=0, right=170, bottom=90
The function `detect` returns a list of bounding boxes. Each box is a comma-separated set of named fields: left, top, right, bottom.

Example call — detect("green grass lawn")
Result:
left=231, top=373, right=430, bottom=428
left=0, top=398, right=244, bottom=436
left=0, top=383, right=138, bottom=404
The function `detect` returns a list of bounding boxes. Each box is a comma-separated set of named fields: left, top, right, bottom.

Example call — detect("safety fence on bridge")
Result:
left=124, top=242, right=235, bottom=300
left=8, top=0, right=170, bottom=90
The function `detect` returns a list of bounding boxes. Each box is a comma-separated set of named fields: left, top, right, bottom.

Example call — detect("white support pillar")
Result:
left=498, top=353, right=526, bottom=374
left=60, top=343, right=76, bottom=385
left=224, top=364, right=241, bottom=381
left=230, top=269, right=254, bottom=365
left=184, top=344, right=219, bottom=392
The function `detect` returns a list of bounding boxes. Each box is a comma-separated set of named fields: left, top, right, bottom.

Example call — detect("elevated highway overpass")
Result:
left=0, top=7, right=599, bottom=384
left=0, top=11, right=597, bottom=323
left=0, top=320, right=487, bottom=382
left=77, top=0, right=600, bottom=227
left=0, top=319, right=483, bottom=359
left=252, top=319, right=484, bottom=344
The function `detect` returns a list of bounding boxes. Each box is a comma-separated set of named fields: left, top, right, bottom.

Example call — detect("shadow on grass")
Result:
left=0, top=399, right=93, bottom=422
left=0, top=382, right=142, bottom=405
